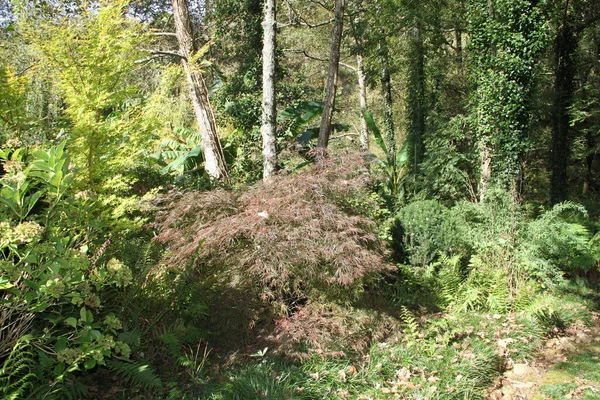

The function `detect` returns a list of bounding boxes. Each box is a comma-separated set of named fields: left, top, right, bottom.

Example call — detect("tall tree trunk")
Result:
left=172, top=0, right=228, bottom=180
left=455, top=28, right=463, bottom=66
left=261, top=0, right=277, bottom=180
left=478, top=0, right=495, bottom=202
left=317, top=0, right=345, bottom=149
left=357, top=52, right=369, bottom=152
left=550, top=8, right=577, bottom=205
left=350, top=11, right=368, bottom=152
left=379, top=35, right=396, bottom=162
left=407, top=19, right=426, bottom=171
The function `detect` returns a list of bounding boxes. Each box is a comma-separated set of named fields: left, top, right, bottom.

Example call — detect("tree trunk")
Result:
left=408, top=19, right=426, bottom=171
left=261, top=0, right=277, bottom=180
left=379, top=36, right=396, bottom=162
left=479, top=142, right=492, bottom=202
left=317, top=0, right=345, bottom=149
left=357, top=52, right=369, bottom=152
left=550, top=14, right=577, bottom=205
left=172, top=0, right=228, bottom=180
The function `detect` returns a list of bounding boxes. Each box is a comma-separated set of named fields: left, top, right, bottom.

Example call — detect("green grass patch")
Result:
left=537, top=344, right=600, bottom=400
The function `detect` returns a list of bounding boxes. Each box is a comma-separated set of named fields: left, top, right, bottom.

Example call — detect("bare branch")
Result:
left=151, top=32, right=178, bottom=37
left=141, top=49, right=187, bottom=60
left=283, top=49, right=357, bottom=71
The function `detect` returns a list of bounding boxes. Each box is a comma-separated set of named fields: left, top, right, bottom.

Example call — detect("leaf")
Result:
left=80, top=306, right=88, bottom=323
left=31, top=302, right=49, bottom=312
left=65, top=317, right=78, bottom=328
left=84, top=358, right=97, bottom=370
left=55, top=337, right=68, bottom=352
left=54, top=362, right=66, bottom=377
left=0, top=277, right=13, bottom=290
left=363, top=111, right=387, bottom=155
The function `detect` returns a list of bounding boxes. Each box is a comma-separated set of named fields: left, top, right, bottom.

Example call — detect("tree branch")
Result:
left=141, top=49, right=186, bottom=60
left=151, top=32, right=177, bottom=37
left=283, top=49, right=357, bottom=71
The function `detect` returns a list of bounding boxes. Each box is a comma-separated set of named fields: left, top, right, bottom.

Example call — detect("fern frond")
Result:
left=0, top=335, right=37, bottom=400
left=400, top=306, right=419, bottom=336
left=118, top=329, right=142, bottom=351
left=106, top=360, right=162, bottom=389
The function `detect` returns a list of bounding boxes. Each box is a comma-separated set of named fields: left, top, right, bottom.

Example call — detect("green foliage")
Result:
left=0, top=143, right=135, bottom=397
left=395, top=200, right=463, bottom=267
left=23, top=0, right=151, bottom=191
left=364, top=111, right=410, bottom=202
left=278, top=100, right=324, bottom=144
left=468, top=0, right=549, bottom=182
left=150, top=127, right=204, bottom=177
left=0, top=63, right=29, bottom=140
left=389, top=191, right=599, bottom=313
left=0, top=335, right=37, bottom=400
left=106, top=360, right=162, bottom=390
left=418, top=115, right=478, bottom=202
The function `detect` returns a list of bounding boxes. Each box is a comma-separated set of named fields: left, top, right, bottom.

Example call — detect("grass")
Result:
left=194, top=309, right=566, bottom=400
left=535, top=344, right=600, bottom=400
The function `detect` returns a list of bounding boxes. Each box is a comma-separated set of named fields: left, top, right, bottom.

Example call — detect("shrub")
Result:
left=0, top=143, right=135, bottom=397
left=153, top=154, right=396, bottom=356
left=390, top=190, right=600, bottom=313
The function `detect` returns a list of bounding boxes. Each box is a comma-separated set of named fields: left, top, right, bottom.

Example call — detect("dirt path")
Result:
left=488, top=313, right=600, bottom=400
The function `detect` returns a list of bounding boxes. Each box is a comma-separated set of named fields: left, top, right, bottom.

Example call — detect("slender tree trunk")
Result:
left=379, top=36, right=395, bottom=162
left=408, top=19, right=426, bottom=171
left=261, top=0, right=277, bottom=180
left=357, top=52, right=369, bottom=152
left=317, top=0, right=345, bottom=149
left=479, top=0, right=495, bottom=202
left=350, top=11, right=368, bottom=152
left=479, top=143, right=492, bottom=202
left=550, top=9, right=577, bottom=205
left=172, top=0, right=228, bottom=180
left=455, top=28, right=463, bottom=66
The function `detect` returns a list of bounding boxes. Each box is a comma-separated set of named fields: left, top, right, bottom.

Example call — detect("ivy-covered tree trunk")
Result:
left=550, top=11, right=578, bottom=205
left=379, top=35, right=396, bottom=162
left=172, top=0, right=228, bottom=181
left=469, top=0, right=546, bottom=201
left=318, top=0, right=345, bottom=149
left=261, top=0, right=277, bottom=180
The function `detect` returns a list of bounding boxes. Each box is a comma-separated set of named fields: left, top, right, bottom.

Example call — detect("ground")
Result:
left=489, top=313, right=600, bottom=400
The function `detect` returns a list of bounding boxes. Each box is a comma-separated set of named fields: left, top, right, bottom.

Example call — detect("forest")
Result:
left=1, top=0, right=600, bottom=398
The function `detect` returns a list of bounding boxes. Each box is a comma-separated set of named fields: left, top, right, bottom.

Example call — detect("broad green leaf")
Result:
left=84, top=358, right=97, bottom=370
left=55, top=337, right=68, bottom=352
left=65, top=317, right=78, bottom=328
left=363, top=111, right=387, bottom=156
left=80, top=306, right=88, bottom=323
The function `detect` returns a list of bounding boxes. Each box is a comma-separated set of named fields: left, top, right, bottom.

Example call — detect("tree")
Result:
left=317, top=0, right=345, bottom=149
left=261, top=0, right=277, bottom=179
left=172, top=0, right=228, bottom=180
left=549, top=0, right=600, bottom=204
left=468, top=0, right=547, bottom=200
left=26, top=0, right=150, bottom=190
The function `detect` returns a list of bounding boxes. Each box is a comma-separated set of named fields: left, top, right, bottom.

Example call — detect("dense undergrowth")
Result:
left=1, top=147, right=599, bottom=399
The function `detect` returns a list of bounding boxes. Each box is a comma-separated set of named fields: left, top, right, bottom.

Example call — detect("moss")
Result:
left=540, top=369, right=573, bottom=385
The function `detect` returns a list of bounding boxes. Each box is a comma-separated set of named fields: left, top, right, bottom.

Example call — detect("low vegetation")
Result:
left=2, top=0, right=600, bottom=399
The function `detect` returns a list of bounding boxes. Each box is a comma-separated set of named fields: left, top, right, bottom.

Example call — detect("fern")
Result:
left=106, top=360, right=162, bottom=389
left=118, top=329, right=142, bottom=352
left=436, top=255, right=464, bottom=307
left=399, top=306, right=419, bottom=337
left=0, top=335, right=37, bottom=400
